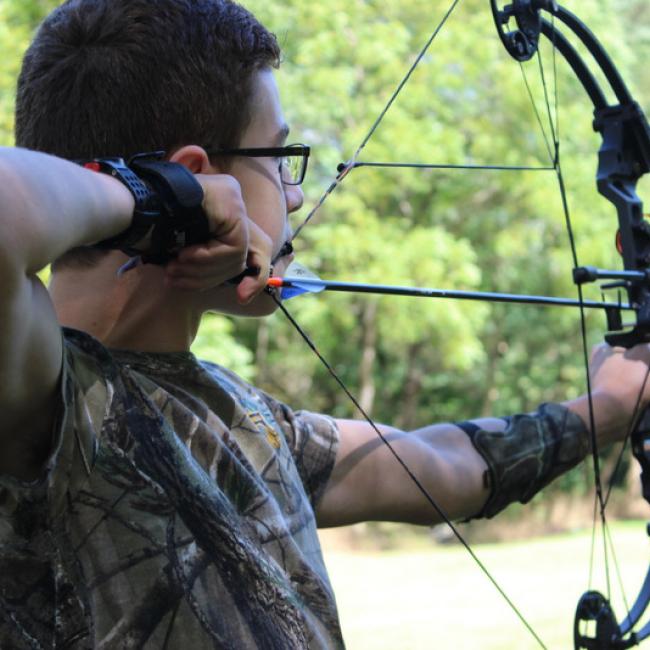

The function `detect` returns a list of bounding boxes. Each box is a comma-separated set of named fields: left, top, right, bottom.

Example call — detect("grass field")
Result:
left=320, top=521, right=649, bottom=649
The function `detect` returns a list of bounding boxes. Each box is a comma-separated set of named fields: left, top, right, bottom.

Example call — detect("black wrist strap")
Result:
left=129, top=156, right=209, bottom=264
left=83, top=157, right=161, bottom=253
left=81, top=153, right=209, bottom=264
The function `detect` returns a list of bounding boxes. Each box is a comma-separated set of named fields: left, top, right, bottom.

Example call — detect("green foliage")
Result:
left=241, top=0, right=648, bottom=500
left=0, top=0, right=60, bottom=144
left=191, top=314, right=255, bottom=380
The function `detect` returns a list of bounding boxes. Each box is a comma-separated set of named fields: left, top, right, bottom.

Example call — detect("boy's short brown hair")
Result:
left=15, top=0, right=280, bottom=269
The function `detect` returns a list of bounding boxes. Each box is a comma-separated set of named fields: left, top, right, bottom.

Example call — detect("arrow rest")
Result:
left=579, top=102, right=650, bottom=348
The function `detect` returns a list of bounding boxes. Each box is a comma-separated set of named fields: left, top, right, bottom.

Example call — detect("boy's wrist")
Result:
left=79, top=155, right=209, bottom=265
left=565, top=392, right=630, bottom=449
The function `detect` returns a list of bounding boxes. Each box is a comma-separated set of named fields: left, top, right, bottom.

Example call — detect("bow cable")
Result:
left=290, top=0, right=462, bottom=243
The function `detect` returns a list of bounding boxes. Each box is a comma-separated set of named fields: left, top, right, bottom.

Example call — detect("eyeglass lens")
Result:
left=282, top=155, right=304, bottom=185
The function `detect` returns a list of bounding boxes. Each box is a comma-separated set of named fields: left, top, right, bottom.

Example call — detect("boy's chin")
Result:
left=202, top=288, right=281, bottom=317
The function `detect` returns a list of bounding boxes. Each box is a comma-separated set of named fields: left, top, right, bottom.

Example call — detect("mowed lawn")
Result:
left=320, top=521, right=649, bottom=649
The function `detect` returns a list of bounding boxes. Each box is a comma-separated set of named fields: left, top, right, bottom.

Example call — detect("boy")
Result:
left=0, top=0, right=648, bottom=647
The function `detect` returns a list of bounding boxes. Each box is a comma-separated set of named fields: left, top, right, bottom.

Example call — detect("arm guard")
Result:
left=456, top=403, right=590, bottom=519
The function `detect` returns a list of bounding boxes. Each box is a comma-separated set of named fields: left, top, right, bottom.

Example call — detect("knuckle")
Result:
left=204, top=177, right=246, bottom=217
left=220, top=176, right=244, bottom=204
left=221, top=174, right=241, bottom=192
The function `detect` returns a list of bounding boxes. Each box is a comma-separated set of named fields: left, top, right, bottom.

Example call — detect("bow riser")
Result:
left=595, top=103, right=650, bottom=347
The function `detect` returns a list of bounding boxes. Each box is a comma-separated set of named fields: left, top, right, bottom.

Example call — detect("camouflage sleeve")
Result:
left=26, top=329, right=113, bottom=516
left=0, top=327, right=114, bottom=525
left=456, top=403, right=590, bottom=519
left=261, top=396, right=339, bottom=508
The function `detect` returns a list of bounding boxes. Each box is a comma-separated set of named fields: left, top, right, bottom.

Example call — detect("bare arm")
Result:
left=0, top=147, right=134, bottom=479
left=316, top=418, right=490, bottom=527
left=316, top=345, right=650, bottom=527
left=0, top=148, right=134, bottom=275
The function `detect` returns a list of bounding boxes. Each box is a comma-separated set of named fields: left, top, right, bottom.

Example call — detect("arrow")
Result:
left=267, top=275, right=630, bottom=312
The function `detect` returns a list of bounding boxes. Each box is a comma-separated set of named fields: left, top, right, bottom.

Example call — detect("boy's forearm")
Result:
left=0, top=148, right=134, bottom=275
left=323, top=404, right=588, bottom=527
left=565, top=391, right=632, bottom=449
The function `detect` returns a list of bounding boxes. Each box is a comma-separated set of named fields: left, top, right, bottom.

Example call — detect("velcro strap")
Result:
left=129, top=159, right=209, bottom=264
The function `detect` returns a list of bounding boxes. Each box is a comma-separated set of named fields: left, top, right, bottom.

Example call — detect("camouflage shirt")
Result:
left=0, top=328, right=343, bottom=649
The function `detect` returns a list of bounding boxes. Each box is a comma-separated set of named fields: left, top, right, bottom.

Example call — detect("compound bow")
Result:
left=271, top=1, right=650, bottom=647
left=493, top=3, right=650, bottom=648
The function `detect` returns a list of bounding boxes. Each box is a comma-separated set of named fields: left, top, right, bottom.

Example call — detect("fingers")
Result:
left=164, top=238, right=248, bottom=290
left=236, top=220, right=272, bottom=304
left=588, top=342, right=650, bottom=414
left=163, top=174, right=273, bottom=303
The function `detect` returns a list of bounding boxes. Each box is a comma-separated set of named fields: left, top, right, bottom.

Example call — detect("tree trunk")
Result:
left=396, top=342, right=425, bottom=431
left=358, top=300, right=377, bottom=415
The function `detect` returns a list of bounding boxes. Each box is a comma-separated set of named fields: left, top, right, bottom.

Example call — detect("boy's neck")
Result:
left=49, top=257, right=202, bottom=353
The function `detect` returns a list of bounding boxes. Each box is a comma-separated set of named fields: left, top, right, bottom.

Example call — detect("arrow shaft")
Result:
left=275, top=277, right=629, bottom=311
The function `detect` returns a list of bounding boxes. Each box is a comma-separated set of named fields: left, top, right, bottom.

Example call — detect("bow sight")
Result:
left=493, top=1, right=650, bottom=648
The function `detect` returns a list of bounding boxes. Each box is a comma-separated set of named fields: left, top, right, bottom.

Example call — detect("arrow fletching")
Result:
left=268, top=262, right=326, bottom=300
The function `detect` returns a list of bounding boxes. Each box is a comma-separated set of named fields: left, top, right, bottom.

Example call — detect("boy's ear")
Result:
left=168, top=145, right=218, bottom=174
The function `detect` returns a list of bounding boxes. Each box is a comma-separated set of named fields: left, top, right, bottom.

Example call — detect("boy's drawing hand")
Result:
left=163, top=174, right=272, bottom=303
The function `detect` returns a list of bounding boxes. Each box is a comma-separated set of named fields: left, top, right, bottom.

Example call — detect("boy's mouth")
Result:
left=274, top=240, right=294, bottom=263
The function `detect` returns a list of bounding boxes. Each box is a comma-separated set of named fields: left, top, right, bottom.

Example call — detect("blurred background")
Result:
left=3, top=0, right=650, bottom=647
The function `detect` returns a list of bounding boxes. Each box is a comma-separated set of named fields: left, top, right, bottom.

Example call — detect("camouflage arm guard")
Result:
left=456, top=403, right=590, bottom=519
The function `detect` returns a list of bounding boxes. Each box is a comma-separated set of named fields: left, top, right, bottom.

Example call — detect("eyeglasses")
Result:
left=205, top=143, right=310, bottom=185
